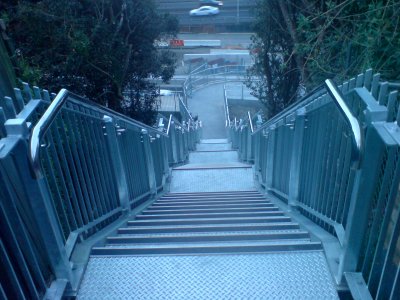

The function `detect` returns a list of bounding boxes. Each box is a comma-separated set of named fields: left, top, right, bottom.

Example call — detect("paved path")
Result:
left=188, top=83, right=227, bottom=139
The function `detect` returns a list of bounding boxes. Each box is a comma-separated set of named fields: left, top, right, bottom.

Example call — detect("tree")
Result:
left=246, top=0, right=302, bottom=119
left=0, top=19, right=16, bottom=102
left=2, top=0, right=178, bottom=124
left=248, top=0, right=400, bottom=119
left=296, top=0, right=400, bottom=86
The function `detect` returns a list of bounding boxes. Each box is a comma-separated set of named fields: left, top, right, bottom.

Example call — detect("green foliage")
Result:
left=297, top=0, right=400, bottom=86
left=249, top=0, right=400, bottom=119
left=246, top=0, right=301, bottom=118
left=2, top=0, right=178, bottom=124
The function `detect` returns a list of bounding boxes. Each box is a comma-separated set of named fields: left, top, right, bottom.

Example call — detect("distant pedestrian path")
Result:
left=188, top=83, right=226, bottom=139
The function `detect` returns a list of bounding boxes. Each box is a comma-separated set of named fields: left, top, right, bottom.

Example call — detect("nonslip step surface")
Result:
left=78, top=252, right=338, bottom=299
left=78, top=176, right=338, bottom=298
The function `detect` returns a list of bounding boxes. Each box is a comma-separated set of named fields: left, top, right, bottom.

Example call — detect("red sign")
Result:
left=170, top=39, right=184, bottom=47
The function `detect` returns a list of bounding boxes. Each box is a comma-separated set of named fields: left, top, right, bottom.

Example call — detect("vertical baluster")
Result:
left=342, top=81, right=349, bottom=93
left=348, top=78, right=356, bottom=90
left=356, top=73, right=364, bottom=87
left=33, top=86, right=42, bottom=99
left=13, top=88, right=25, bottom=112
left=3, top=97, right=17, bottom=119
left=42, top=90, right=51, bottom=102
left=378, top=82, right=389, bottom=106
left=22, top=82, right=33, bottom=102
left=363, top=69, right=373, bottom=90
left=371, top=73, right=381, bottom=99
left=386, top=91, right=398, bottom=122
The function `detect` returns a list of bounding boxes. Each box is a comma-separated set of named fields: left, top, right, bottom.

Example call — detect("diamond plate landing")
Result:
left=78, top=252, right=338, bottom=299
left=170, top=168, right=255, bottom=192
left=188, top=151, right=239, bottom=164
left=196, top=143, right=232, bottom=151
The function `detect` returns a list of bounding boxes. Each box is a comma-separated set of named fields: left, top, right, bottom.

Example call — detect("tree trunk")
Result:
left=277, top=0, right=308, bottom=83
left=0, top=20, right=17, bottom=101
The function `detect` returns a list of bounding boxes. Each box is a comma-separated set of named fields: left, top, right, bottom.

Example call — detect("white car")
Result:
left=189, top=6, right=220, bottom=16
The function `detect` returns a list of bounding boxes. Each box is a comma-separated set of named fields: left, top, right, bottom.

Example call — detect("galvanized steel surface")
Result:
left=230, top=69, right=400, bottom=299
left=78, top=252, right=338, bottom=299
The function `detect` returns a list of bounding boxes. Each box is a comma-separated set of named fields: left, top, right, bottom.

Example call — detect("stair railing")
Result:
left=0, top=83, right=200, bottom=298
left=183, top=64, right=248, bottom=98
left=230, top=69, right=400, bottom=299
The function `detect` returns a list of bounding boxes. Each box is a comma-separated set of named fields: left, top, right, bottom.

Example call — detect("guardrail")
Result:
left=0, top=84, right=200, bottom=298
left=229, top=69, right=400, bottom=299
left=183, top=64, right=249, bottom=101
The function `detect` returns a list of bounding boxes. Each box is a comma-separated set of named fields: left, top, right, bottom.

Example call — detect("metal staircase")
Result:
left=2, top=69, right=400, bottom=299
left=77, top=139, right=338, bottom=299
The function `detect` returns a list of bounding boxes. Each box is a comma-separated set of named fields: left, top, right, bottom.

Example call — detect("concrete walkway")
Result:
left=187, top=83, right=227, bottom=139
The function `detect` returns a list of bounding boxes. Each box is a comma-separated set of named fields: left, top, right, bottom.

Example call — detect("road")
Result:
left=154, top=0, right=257, bottom=27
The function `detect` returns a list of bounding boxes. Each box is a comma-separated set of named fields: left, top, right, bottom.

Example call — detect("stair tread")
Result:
left=78, top=253, right=338, bottom=299
left=113, top=229, right=309, bottom=238
left=136, top=211, right=284, bottom=219
left=143, top=207, right=279, bottom=214
left=102, top=240, right=317, bottom=249
left=120, top=222, right=300, bottom=230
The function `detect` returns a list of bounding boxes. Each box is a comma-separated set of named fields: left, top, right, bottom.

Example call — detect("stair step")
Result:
left=135, top=211, right=284, bottom=220
left=200, top=139, right=229, bottom=143
left=148, top=203, right=275, bottom=210
left=161, top=193, right=263, bottom=198
left=143, top=207, right=279, bottom=214
left=118, top=222, right=301, bottom=234
left=153, top=200, right=269, bottom=206
left=107, top=231, right=310, bottom=244
left=127, top=216, right=292, bottom=226
left=196, top=143, right=232, bottom=151
left=159, top=195, right=266, bottom=201
left=165, top=191, right=260, bottom=196
left=91, top=241, right=323, bottom=256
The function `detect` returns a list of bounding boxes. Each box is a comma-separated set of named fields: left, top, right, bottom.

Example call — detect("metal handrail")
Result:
left=325, top=79, right=363, bottom=168
left=247, top=111, right=254, bottom=133
left=252, top=80, right=362, bottom=168
left=178, top=94, right=193, bottom=121
left=166, top=114, right=173, bottom=135
left=30, top=89, right=167, bottom=179
left=253, top=84, right=326, bottom=134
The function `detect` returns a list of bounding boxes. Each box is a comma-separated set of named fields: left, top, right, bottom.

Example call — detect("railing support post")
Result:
left=158, top=121, right=170, bottom=186
left=288, top=108, right=306, bottom=208
left=103, top=116, right=130, bottom=210
left=141, top=129, right=157, bottom=195
left=170, top=121, right=178, bottom=164
left=266, top=125, right=276, bottom=190
left=2, top=119, right=74, bottom=285
left=337, top=125, right=391, bottom=284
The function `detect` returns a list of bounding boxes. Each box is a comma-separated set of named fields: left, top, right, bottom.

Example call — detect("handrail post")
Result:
left=170, top=121, right=178, bottom=164
left=3, top=119, right=74, bottom=285
left=103, top=115, right=130, bottom=210
left=288, top=108, right=306, bottom=208
left=266, top=125, right=276, bottom=190
left=141, top=129, right=157, bottom=195
left=158, top=119, right=170, bottom=182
